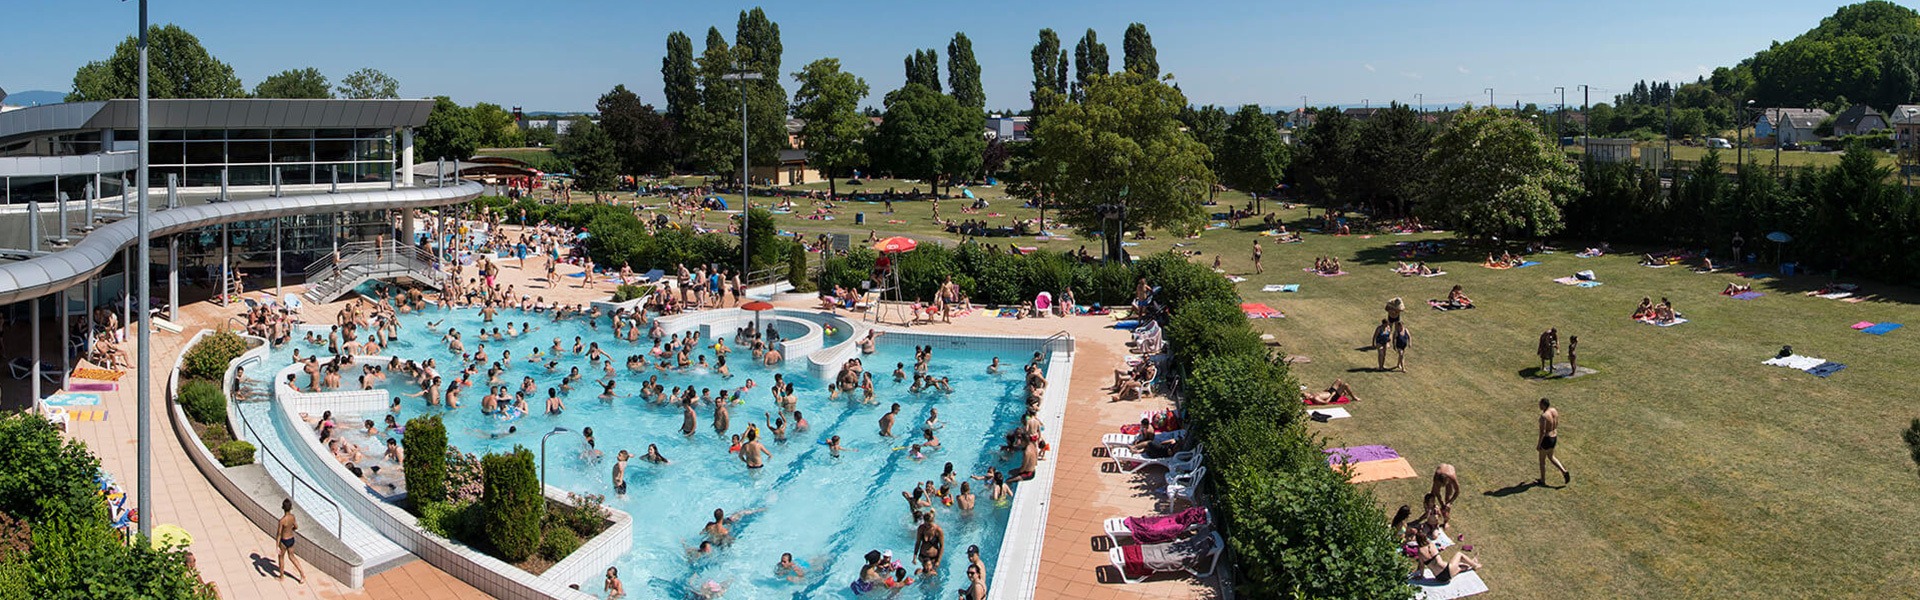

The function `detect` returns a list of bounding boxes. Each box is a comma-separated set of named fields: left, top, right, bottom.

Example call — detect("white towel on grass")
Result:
left=1307, top=408, right=1351, bottom=420
left=1412, top=570, right=1488, bottom=600
left=1763, top=354, right=1826, bottom=371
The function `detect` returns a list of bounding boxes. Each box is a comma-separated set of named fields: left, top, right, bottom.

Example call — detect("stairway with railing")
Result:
left=301, top=240, right=442, bottom=303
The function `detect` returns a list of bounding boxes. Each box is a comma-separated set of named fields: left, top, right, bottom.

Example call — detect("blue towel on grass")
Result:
left=1575, top=281, right=1603, bottom=288
left=1743, top=272, right=1773, bottom=280
left=1862, top=323, right=1903, bottom=335
left=1806, top=362, right=1846, bottom=377
left=1513, top=261, right=1542, bottom=268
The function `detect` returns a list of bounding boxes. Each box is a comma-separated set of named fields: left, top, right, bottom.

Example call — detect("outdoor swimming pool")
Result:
left=263, top=306, right=1054, bottom=598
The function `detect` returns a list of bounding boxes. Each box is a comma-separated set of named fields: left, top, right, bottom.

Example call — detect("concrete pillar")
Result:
left=220, top=224, right=230, bottom=302
left=400, top=128, right=416, bottom=186
left=274, top=218, right=283, bottom=301
left=168, top=234, right=178, bottom=321
left=29, top=298, right=40, bottom=401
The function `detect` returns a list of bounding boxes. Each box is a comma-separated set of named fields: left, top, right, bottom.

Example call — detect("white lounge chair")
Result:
left=1163, top=465, right=1206, bottom=506
left=1104, top=507, right=1211, bottom=547
left=1108, top=446, right=1201, bottom=474
left=1108, top=531, right=1224, bottom=584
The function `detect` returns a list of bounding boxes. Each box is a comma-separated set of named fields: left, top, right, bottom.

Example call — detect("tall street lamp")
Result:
left=134, top=0, right=155, bottom=539
left=721, top=70, right=764, bottom=283
left=540, top=427, right=576, bottom=492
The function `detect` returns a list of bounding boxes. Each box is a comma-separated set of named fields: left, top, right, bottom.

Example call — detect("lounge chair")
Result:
left=1103, top=506, right=1210, bottom=546
left=9, top=357, right=63, bottom=384
left=1163, top=465, right=1206, bottom=506
left=640, top=269, right=666, bottom=283
left=1108, top=531, right=1224, bottom=583
left=1108, top=445, right=1202, bottom=474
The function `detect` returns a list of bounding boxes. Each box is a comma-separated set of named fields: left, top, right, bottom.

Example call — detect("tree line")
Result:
left=67, top=24, right=400, bottom=102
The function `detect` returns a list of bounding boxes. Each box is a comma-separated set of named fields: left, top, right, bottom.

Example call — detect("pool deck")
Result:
left=41, top=216, right=1219, bottom=599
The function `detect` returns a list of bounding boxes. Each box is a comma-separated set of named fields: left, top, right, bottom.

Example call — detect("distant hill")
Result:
left=1726, top=1, right=1919, bottom=109
left=2, top=90, right=67, bottom=106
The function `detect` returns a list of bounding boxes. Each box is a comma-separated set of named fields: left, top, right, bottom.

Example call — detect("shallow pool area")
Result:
left=258, top=306, right=1070, bottom=598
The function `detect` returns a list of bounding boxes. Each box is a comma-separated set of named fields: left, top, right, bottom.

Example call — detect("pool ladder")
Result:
left=1042, top=330, right=1073, bottom=356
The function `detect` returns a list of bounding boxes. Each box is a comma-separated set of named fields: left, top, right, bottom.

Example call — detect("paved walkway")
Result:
left=58, top=297, right=480, bottom=599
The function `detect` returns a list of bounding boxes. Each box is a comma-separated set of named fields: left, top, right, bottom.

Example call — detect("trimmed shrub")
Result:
left=214, top=440, right=255, bottom=467
left=785, top=240, right=815, bottom=293
left=893, top=244, right=957, bottom=300
left=481, top=447, right=542, bottom=562
left=417, top=499, right=481, bottom=542
left=403, top=416, right=449, bottom=505
left=1165, top=298, right=1264, bottom=374
left=538, top=526, right=581, bottom=562
left=1184, top=352, right=1303, bottom=434
left=1131, top=252, right=1236, bottom=311
left=1216, top=453, right=1412, bottom=598
left=610, top=284, right=648, bottom=303
left=178, top=380, right=227, bottom=426
left=819, top=247, right=879, bottom=294
left=181, top=330, right=249, bottom=381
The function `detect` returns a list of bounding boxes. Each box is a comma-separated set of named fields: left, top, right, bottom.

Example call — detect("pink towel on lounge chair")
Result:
left=1124, top=507, right=1209, bottom=544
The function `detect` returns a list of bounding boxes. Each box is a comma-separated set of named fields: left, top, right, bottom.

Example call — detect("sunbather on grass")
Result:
left=1304, top=379, right=1359, bottom=405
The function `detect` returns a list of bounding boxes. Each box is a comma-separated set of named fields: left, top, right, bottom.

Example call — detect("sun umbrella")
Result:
left=873, top=236, right=918, bottom=253
left=962, top=188, right=976, bottom=199
left=741, top=300, right=775, bottom=328
left=150, top=523, right=192, bottom=550
left=1765, top=231, right=1792, bottom=243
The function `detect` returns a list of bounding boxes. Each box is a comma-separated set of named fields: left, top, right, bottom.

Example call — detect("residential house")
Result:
left=1585, top=138, right=1635, bottom=164
left=1892, top=104, right=1920, bottom=153
left=1342, top=107, right=1384, bottom=121
left=1832, top=104, right=1889, bottom=136
left=749, top=148, right=823, bottom=186
left=985, top=114, right=1031, bottom=142
left=1754, top=108, right=1830, bottom=145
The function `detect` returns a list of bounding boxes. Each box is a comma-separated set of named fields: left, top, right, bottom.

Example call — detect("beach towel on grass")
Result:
left=1316, top=271, right=1348, bottom=277
left=1225, top=275, right=1247, bottom=283
left=1731, top=291, right=1764, bottom=300
left=1307, top=407, right=1352, bottom=420
left=1575, top=281, right=1603, bottom=288
left=1421, top=271, right=1448, bottom=277
left=1807, top=362, right=1847, bottom=377
left=1763, top=354, right=1827, bottom=371
left=1743, top=272, right=1773, bottom=280
left=1638, top=317, right=1688, bottom=327
left=1851, top=321, right=1875, bottom=330
left=1642, top=263, right=1671, bottom=269
left=1552, top=277, right=1580, bottom=285
left=1340, top=457, right=1419, bottom=483
left=1412, top=570, right=1490, bottom=600
left=1325, top=445, right=1400, bottom=465
left=1428, top=300, right=1472, bottom=311
left=1513, top=261, right=1542, bottom=268
left=1482, top=264, right=1512, bottom=270
left=1862, top=323, right=1902, bottom=335
left=1817, top=291, right=1853, bottom=300
left=1240, top=303, right=1284, bottom=319
left=1261, top=284, right=1300, bottom=293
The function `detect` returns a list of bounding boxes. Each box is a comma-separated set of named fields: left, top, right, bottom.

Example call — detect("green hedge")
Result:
left=177, top=380, right=226, bottom=427
left=610, top=284, right=649, bottom=303
left=819, top=242, right=1171, bottom=307
left=538, top=526, right=581, bottom=562
left=403, top=416, right=449, bottom=505
left=1182, top=351, right=1302, bottom=435
left=215, top=440, right=255, bottom=467
left=417, top=499, right=482, bottom=542
left=181, top=330, right=248, bottom=382
left=481, top=447, right=541, bottom=562
left=786, top=240, right=815, bottom=293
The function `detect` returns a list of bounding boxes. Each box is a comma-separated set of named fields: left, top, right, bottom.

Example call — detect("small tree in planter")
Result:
left=181, top=330, right=249, bottom=381
left=403, top=416, right=448, bottom=505
left=786, top=240, right=814, bottom=293
left=481, top=447, right=541, bottom=562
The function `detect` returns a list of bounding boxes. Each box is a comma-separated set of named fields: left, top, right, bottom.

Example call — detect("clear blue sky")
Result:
left=0, top=0, right=1880, bottom=112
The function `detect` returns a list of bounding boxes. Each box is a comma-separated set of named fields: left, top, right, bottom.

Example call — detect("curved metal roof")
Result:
left=0, top=181, right=481, bottom=305
left=0, top=99, right=436, bottom=145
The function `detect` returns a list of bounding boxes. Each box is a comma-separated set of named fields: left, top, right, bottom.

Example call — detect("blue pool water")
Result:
left=265, top=307, right=1038, bottom=598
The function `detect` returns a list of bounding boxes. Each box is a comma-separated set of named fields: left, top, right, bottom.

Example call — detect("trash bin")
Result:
left=1780, top=262, right=1796, bottom=276
left=855, top=212, right=865, bottom=224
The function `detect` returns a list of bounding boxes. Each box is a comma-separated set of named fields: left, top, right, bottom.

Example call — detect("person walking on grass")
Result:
left=1252, top=240, right=1264, bottom=274
left=1537, top=398, right=1570, bottom=486
left=1566, top=336, right=1579, bottom=378
left=1537, top=328, right=1558, bottom=375
left=1372, top=319, right=1391, bottom=371
left=1391, top=322, right=1411, bottom=372
left=275, top=498, right=306, bottom=582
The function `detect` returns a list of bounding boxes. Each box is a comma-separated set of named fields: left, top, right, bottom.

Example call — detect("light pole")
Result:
left=721, top=70, right=764, bottom=283
left=1554, top=86, right=1565, bottom=144
left=1414, top=93, right=1423, bottom=115
left=1905, top=108, right=1917, bottom=195
left=1736, top=99, right=1756, bottom=178
left=540, top=427, right=575, bottom=492
left=1484, top=88, right=1494, bottom=108
left=134, top=0, right=155, bottom=539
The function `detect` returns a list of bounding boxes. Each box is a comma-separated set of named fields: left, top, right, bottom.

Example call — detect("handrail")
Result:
left=231, top=369, right=345, bottom=537
left=1042, top=330, right=1073, bottom=354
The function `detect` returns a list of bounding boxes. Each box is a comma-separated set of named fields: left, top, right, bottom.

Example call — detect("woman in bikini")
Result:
left=1413, top=527, right=1480, bottom=583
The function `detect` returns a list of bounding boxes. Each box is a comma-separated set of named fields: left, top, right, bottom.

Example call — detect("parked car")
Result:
left=1706, top=137, right=1733, bottom=149
left=1782, top=142, right=1802, bottom=151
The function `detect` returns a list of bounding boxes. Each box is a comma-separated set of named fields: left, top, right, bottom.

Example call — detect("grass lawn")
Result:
left=737, top=188, right=1920, bottom=598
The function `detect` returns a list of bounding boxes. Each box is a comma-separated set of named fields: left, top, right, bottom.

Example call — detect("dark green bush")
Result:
left=538, top=526, right=581, bottom=562
left=181, top=330, right=248, bottom=381
left=1165, top=298, right=1264, bottom=374
left=417, top=499, right=481, bottom=542
left=214, top=440, right=255, bottom=467
left=178, top=380, right=226, bottom=426
left=893, top=244, right=957, bottom=300
left=403, top=416, right=449, bottom=505
left=552, top=492, right=611, bottom=538
left=1132, top=252, right=1236, bottom=311
left=610, top=284, right=649, bottom=303
left=0, top=414, right=103, bottom=525
left=1183, top=352, right=1303, bottom=434
left=481, top=447, right=542, bottom=562
left=785, top=240, right=815, bottom=293
left=819, top=247, right=879, bottom=293
left=16, top=517, right=213, bottom=599
left=1216, top=451, right=1412, bottom=599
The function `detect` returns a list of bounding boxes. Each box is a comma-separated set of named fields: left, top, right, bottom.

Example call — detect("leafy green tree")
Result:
left=1293, top=107, right=1357, bottom=201
left=662, top=31, right=699, bottom=126
left=1025, top=72, right=1213, bottom=257
left=252, top=67, right=332, bottom=99
left=416, top=96, right=481, bottom=161
left=904, top=49, right=941, bottom=92
left=1218, top=104, right=1289, bottom=196
left=523, top=126, right=558, bottom=148
left=1420, top=107, right=1582, bottom=239
left=872, top=83, right=983, bottom=193
left=1350, top=103, right=1434, bottom=216
left=1072, top=29, right=1109, bottom=99
left=790, top=58, right=871, bottom=198
left=1030, top=29, right=1069, bottom=113
left=335, top=67, right=399, bottom=99
left=471, top=102, right=524, bottom=149
left=0, top=414, right=101, bottom=525
left=733, top=8, right=790, bottom=171
left=597, top=85, right=674, bottom=176
left=558, top=118, right=620, bottom=191
left=1181, top=104, right=1232, bottom=169
left=402, top=415, right=448, bottom=504
left=68, top=24, right=243, bottom=101
left=1122, top=23, right=1158, bottom=78
left=688, top=27, right=740, bottom=173
left=946, top=33, right=984, bottom=109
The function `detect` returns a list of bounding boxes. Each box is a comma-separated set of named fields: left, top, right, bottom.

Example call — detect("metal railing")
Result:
left=226, top=355, right=345, bottom=536
left=302, top=240, right=442, bottom=302
left=1042, top=330, right=1074, bottom=356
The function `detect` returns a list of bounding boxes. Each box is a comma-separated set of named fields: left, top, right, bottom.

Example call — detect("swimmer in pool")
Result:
left=776, top=552, right=806, bottom=583
left=643, top=444, right=669, bottom=464
left=702, top=507, right=765, bottom=544
left=826, top=435, right=852, bottom=458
